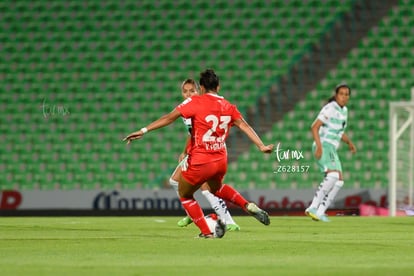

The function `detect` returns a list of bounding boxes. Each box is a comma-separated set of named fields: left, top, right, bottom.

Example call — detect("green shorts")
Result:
left=312, top=142, right=342, bottom=173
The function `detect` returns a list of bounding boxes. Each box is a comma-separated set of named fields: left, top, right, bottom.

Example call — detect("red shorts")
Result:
left=181, top=157, right=227, bottom=186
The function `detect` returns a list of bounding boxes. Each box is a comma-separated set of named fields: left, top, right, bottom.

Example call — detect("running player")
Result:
left=124, top=69, right=273, bottom=238
left=305, top=84, right=357, bottom=222
left=170, top=78, right=240, bottom=231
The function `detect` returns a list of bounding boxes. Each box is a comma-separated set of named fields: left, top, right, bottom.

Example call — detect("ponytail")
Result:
left=327, top=95, right=336, bottom=103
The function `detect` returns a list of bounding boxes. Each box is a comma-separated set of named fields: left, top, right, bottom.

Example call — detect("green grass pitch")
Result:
left=1, top=216, right=414, bottom=275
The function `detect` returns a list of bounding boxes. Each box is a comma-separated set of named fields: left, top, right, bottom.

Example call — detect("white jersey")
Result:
left=315, top=101, right=348, bottom=149
left=182, top=117, right=192, bottom=135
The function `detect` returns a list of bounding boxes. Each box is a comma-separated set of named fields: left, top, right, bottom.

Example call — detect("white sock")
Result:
left=317, top=180, right=344, bottom=217
left=169, top=178, right=179, bottom=195
left=218, top=198, right=236, bottom=225
left=309, top=172, right=339, bottom=209
left=201, top=190, right=235, bottom=225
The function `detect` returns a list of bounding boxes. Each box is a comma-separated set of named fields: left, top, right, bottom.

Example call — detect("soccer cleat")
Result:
left=198, top=233, right=215, bottom=239
left=319, top=214, right=331, bottom=222
left=246, top=203, right=270, bottom=225
left=214, top=219, right=226, bottom=238
left=177, top=216, right=193, bottom=227
left=226, top=224, right=241, bottom=231
left=305, top=207, right=319, bottom=221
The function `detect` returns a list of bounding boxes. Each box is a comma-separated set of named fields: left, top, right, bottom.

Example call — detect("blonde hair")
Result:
left=181, top=78, right=199, bottom=92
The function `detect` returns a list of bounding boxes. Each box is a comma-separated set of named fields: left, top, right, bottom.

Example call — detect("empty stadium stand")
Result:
left=0, top=0, right=411, bottom=190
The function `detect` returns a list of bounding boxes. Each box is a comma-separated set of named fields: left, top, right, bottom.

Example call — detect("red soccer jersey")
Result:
left=176, top=93, right=242, bottom=164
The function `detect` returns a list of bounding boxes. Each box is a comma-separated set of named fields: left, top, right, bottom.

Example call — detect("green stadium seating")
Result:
left=224, top=0, right=413, bottom=189
left=1, top=0, right=411, bottom=191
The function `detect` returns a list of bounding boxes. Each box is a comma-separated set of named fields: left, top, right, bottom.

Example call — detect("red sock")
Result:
left=180, top=198, right=211, bottom=235
left=214, top=184, right=249, bottom=209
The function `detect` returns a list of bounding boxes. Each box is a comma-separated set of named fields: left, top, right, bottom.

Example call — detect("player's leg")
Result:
left=200, top=184, right=240, bottom=231
left=207, top=160, right=270, bottom=226
left=317, top=176, right=343, bottom=221
left=178, top=179, right=211, bottom=236
left=169, top=156, right=192, bottom=227
left=211, top=182, right=270, bottom=226
left=169, top=165, right=180, bottom=193
left=305, top=172, right=337, bottom=220
left=316, top=149, right=344, bottom=221
left=306, top=143, right=337, bottom=221
left=169, top=155, right=188, bottom=193
left=179, top=163, right=226, bottom=238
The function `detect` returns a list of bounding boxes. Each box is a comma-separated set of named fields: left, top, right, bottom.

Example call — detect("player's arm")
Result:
left=341, top=133, right=356, bottom=153
left=234, top=118, right=273, bottom=153
left=311, top=119, right=324, bottom=159
left=123, top=109, right=181, bottom=144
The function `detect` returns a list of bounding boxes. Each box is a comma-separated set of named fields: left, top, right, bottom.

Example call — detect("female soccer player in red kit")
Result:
left=124, top=69, right=274, bottom=238
left=171, top=79, right=240, bottom=231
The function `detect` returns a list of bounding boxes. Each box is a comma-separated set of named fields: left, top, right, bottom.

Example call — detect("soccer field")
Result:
left=1, top=216, right=413, bottom=276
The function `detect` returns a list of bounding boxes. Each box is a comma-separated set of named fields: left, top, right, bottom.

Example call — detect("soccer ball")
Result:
left=205, top=213, right=218, bottom=234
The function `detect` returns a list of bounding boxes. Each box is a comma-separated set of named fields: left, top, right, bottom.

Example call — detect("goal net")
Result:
left=389, top=97, right=414, bottom=216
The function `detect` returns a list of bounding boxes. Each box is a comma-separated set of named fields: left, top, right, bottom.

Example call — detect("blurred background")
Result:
left=0, top=0, right=412, bottom=197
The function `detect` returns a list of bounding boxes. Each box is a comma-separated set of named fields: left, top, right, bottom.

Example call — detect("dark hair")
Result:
left=327, top=83, right=351, bottom=103
left=199, top=69, right=219, bottom=92
left=181, top=78, right=199, bottom=92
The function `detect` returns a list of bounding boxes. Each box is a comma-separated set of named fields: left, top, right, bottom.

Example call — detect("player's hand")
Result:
left=314, top=146, right=322, bottom=159
left=348, top=142, right=357, bottom=154
left=123, top=130, right=145, bottom=145
left=259, top=144, right=274, bottom=154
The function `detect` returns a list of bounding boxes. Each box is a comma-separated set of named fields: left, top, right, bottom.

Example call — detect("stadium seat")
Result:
left=1, top=0, right=408, bottom=191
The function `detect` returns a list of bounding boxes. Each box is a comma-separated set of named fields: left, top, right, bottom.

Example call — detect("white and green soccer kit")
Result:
left=312, top=101, right=348, bottom=173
